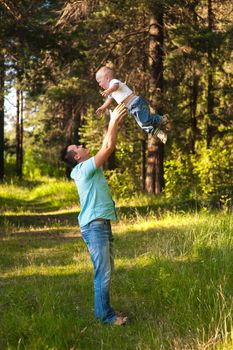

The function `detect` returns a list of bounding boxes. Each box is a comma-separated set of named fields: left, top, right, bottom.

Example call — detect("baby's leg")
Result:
left=127, top=96, right=161, bottom=134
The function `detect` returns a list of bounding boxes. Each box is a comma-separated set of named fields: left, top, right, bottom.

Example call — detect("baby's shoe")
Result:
left=159, top=114, right=171, bottom=131
left=151, top=127, right=167, bottom=143
left=154, top=129, right=167, bottom=144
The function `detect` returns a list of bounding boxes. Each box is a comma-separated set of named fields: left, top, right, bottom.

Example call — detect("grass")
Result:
left=0, top=178, right=233, bottom=349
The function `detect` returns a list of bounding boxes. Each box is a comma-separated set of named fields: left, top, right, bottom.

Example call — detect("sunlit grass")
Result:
left=0, top=177, right=79, bottom=214
left=0, top=179, right=233, bottom=349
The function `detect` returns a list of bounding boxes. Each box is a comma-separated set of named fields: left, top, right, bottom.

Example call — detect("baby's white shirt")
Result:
left=109, top=79, right=133, bottom=104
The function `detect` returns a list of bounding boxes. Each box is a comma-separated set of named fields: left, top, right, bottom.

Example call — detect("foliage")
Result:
left=2, top=0, right=233, bottom=202
left=193, top=141, right=233, bottom=207
left=164, top=140, right=233, bottom=208
left=164, top=146, right=196, bottom=201
left=105, top=168, right=137, bottom=200
left=79, top=106, right=105, bottom=154
left=23, top=148, right=64, bottom=178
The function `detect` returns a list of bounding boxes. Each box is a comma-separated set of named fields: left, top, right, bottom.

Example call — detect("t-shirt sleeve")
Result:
left=71, top=157, right=96, bottom=180
left=109, top=79, right=121, bottom=88
left=109, top=79, right=122, bottom=99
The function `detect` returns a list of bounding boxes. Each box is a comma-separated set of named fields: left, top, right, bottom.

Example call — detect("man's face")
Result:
left=96, top=72, right=110, bottom=90
left=68, top=145, right=90, bottom=163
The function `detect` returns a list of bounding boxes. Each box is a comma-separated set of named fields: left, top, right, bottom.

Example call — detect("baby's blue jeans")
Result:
left=127, top=96, right=161, bottom=134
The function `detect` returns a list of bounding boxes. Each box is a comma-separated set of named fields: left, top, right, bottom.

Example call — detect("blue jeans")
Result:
left=127, top=96, right=161, bottom=134
left=80, top=219, right=116, bottom=324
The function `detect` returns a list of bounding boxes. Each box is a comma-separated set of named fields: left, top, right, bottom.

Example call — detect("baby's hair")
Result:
left=96, top=66, right=115, bottom=77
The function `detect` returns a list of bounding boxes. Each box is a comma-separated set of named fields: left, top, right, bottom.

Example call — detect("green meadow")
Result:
left=0, top=178, right=233, bottom=350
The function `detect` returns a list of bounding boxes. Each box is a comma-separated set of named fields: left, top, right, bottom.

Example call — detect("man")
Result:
left=62, top=103, right=128, bottom=325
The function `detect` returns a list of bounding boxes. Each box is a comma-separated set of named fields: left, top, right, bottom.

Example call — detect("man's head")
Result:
left=61, top=145, right=90, bottom=168
left=96, top=66, right=114, bottom=89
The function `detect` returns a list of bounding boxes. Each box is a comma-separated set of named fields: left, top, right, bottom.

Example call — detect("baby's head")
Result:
left=96, top=66, right=114, bottom=90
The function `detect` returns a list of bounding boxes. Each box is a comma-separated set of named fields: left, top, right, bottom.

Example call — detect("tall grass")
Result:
left=0, top=178, right=233, bottom=349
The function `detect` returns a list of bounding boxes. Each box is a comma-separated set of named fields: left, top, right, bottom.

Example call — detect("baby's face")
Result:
left=96, top=73, right=110, bottom=90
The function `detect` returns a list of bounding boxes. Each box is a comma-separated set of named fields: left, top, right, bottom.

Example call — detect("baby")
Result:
left=96, top=66, right=169, bottom=143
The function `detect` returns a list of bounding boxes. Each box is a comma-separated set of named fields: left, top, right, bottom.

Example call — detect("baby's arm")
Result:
left=101, top=83, right=119, bottom=97
left=96, top=97, right=114, bottom=115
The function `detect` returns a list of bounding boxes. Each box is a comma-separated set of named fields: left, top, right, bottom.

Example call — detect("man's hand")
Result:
left=109, top=103, right=127, bottom=124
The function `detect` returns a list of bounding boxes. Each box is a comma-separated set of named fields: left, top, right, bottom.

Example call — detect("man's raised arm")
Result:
left=94, top=103, right=127, bottom=168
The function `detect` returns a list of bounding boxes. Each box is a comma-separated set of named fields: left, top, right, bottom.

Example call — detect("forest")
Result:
left=0, top=0, right=232, bottom=204
left=0, top=1, right=233, bottom=349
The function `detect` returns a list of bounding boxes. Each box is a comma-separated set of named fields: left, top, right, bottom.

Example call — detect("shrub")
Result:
left=164, top=142, right=233, bottom=209
left=164, top=147, right=197, bottom=200
left=105, top=168, right=137, bottom=200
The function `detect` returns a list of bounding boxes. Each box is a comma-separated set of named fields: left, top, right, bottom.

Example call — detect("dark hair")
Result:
left=61, top=145, right=78, bottom=168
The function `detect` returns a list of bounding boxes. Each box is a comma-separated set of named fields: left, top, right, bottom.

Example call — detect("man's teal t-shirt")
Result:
left=70, top=157, right=117, bottom=227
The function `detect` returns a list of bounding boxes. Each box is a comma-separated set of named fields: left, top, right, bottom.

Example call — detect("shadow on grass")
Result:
left=114, top=224, right=193, bottom=260
left=0, top=271, right=95, bottom=350
left=0, top=211, right=78, bottom=230
left=0, top=226, right=82, bottom=272
left=0, top=211, right=190, bottom=273
left=1, top=178, right=45, bottom=188
left=9, top=228, right=81, bottom=240
left=0, top=241, right=233, bottom=350
left=116, top=246, right=233, bottom=348
left=1, top=198, right=201, bottom=232
left=117, top=199, right=202, bottom=218
left=0, top=197, right=34, bottom=211
left=0, top=206, right=219, bottom=276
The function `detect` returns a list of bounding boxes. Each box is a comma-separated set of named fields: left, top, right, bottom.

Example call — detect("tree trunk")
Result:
left=73, top=99, right=82, bottom=145
left=146, top=10, right=165, bottom=194
left=146, top=136, right=165, bottom=194
left=206, top=0, right=215, bottom=148
left=140, top=11, right=148, bottom=191
left=140, top=137, right=147, bottom=191
left=0, top=54, right=4, bottom=181
left=16, top=88, right=21, bottom=178
left=189, top=1, right=199, bottom=154
left=190, top=73, right=199, bottom=154
left=64, top=98, right=83, bottom=178
left=19, top=90, right=23, bottom=177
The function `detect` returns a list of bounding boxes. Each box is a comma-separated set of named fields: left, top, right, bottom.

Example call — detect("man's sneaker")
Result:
left=154, top=129, right=167, bottom=144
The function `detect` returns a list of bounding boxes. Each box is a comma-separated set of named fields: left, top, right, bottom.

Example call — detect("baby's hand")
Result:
left=101, top=89, right=110, bottom=97
left=96, top=106, right=106, bottom=115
